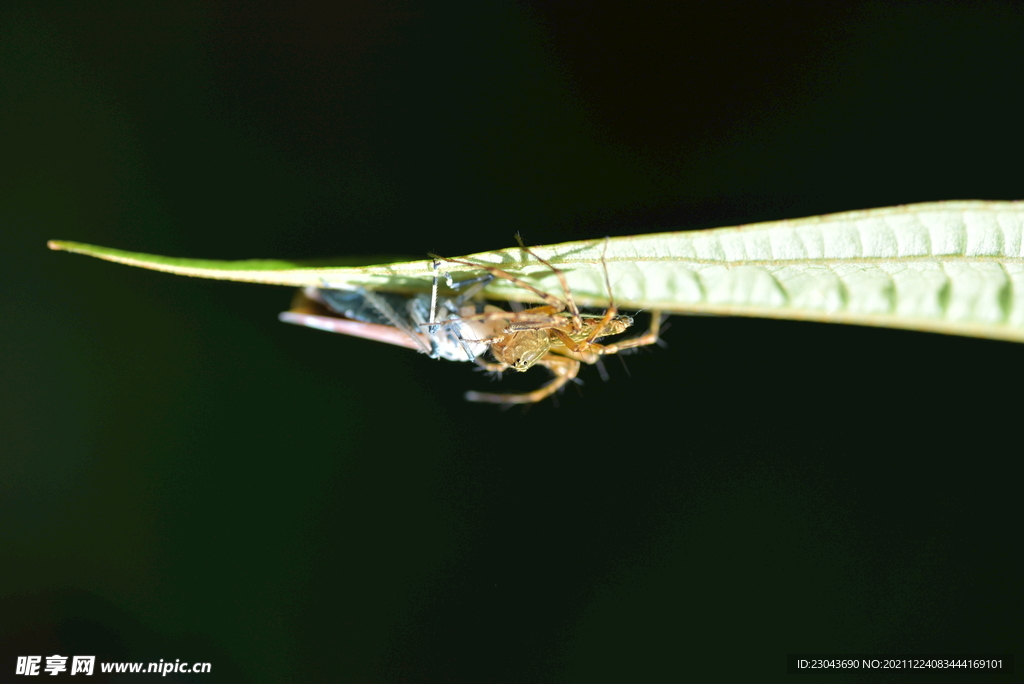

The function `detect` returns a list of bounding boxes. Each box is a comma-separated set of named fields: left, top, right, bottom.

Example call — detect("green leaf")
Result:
left=50, top=200, right=1024, bottom=342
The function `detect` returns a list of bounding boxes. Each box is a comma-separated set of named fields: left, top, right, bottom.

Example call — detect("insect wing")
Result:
left=278, top=310, right=426, bottom=351
left=280, top=288, right=432, bottom=352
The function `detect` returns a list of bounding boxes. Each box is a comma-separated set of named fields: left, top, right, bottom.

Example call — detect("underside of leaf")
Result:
left=50, top=200, right=1024, bottom=342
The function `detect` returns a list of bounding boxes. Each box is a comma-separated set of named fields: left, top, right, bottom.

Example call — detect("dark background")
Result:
left=2, top=1, right=1022, bottom=682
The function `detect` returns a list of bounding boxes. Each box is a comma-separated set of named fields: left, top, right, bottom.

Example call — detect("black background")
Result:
left=2, top=1, right=1022, bottom=682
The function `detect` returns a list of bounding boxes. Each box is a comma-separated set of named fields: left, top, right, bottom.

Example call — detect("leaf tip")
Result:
left=47, top=240, right=66, bottom=251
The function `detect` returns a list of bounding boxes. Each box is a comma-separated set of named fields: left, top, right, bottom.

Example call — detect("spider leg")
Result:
left=428, top=259, right=441, bottom=334
left=427, top=306, right=582, bottom=345
left=429, top=253, right=568, bottom=314
left=473, top=358, right=508, bottom=373
left=513, top=234, right=583, bottom=334
left=587, top=310, right=664, bottom=357
left=499, top=309, right=575, bottom=333
left=465, top=354, right=579, bottom=404
left=546, top=314, right=630, bottom=355
left=580, top=237, right=619, bottom=346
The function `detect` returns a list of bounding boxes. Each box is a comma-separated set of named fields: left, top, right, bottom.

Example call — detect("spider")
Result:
left=433, top=236, right=663, bottom=404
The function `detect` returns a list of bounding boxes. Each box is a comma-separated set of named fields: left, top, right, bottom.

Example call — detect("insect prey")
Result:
left=279, top=269, right=505, bottom=363
left=279, top=238, right=663, bottom=404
